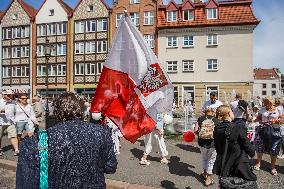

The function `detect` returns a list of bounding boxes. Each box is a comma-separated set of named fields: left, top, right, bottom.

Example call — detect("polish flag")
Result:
left=91, top=13, right=173, bottom=143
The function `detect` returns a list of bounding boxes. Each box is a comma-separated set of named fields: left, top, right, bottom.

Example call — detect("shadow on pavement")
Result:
left=175, top=144, right=201, bottom=154
left=2, top=145, right=13, bottom=152
left=136, top=139, right=145, bottom=147
left=259, top=159, right=284, bottom=174
left=130, top=148, right=144, bottom=160
left=168, top=156, right=204, bottom=185
left=161, top=180, right=178, bottom=189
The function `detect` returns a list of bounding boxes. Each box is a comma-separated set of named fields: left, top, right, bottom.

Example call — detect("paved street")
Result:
left=1, top=135, right=284, bottom=189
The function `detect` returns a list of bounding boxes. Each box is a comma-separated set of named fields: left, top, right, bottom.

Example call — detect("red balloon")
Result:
left=183, top=130, right=195, bottom=142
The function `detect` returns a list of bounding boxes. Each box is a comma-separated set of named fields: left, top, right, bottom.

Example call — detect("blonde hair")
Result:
left=204, top=108, right=214, bottom=116
left=216, top=105, right=231, bottom=121
left=263, top=96, right=275, bottom=105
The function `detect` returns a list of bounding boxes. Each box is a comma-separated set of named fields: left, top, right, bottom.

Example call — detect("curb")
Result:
left=0, top=159, right=158, bottom=189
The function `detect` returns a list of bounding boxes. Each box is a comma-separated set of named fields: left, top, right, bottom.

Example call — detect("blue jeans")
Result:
left=16, top=122, right=31, bottom=134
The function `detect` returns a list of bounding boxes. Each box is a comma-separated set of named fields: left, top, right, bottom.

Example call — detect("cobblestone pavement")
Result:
left=1, top=135, right=284, bottom=189
left=0, top=168, right=16, bottom=189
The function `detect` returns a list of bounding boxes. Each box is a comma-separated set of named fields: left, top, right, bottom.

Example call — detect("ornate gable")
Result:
left=1, top=0, right=30, bottom=27
left=182, top=0, right=194, bottom=10
left=166, top=1, right=179, bottom=11
left=73, top=0, right=109, bottom=20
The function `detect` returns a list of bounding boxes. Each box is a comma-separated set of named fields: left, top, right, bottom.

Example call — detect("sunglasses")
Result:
left=20, top=98, right=28, bottom=100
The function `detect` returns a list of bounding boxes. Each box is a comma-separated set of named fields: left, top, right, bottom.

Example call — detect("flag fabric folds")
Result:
left=91, top=13, right=173, bottom=143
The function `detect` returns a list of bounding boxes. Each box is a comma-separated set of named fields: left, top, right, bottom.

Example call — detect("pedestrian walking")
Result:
left=140, top=113, right=169, bottom=165
left=32, top=96, right=45, bottom=129
left=194, top=108, right=219, bottom=186
left=202, top=92, right=223, bottom=113
left=16, top=92, right=117, bottom=189
left=0, top=89, right=19, bottom=156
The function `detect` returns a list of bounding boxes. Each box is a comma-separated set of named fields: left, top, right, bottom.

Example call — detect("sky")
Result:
left=0, top=0, right=283, bottom=72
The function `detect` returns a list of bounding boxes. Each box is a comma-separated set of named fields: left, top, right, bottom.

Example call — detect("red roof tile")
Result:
left=157, top=0, right=260, bottom=28
left=0, top=11, right=4, bottom=21
left=254, top=69, right=280, bottom=80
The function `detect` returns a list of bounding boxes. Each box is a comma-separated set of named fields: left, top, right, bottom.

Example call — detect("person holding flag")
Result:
left=91, top=11, right=173, bottom=144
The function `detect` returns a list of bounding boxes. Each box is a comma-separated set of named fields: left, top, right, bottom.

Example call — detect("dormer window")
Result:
left=130, top=0, right=140, bottom=4
left=49, top=9, right=54, bottom=16
left=12, top=14, right=18, bottom=20
left=167, top=11, right=177, bottom=22
left=183, top=10, right=194, bottom=21
left=88, top=5, right=94, bottom=12
left=207, top=8, right=217, bottom=19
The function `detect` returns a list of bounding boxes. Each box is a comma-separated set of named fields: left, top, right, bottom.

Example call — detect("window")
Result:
left=2, top=48, right=11, bottom=59
left=183, top=60, right=194, bottom=72
left=262, top=91, right=267, bottom=95
left=97, top=41, right=107, bottom=53
left=57, top=44, right=67, bottom=55
left=57, top=23, right=67, bottom=35
left=173, top=86, right=179, bottom=107
left=167, top=61, right=178, bottom=73
left=75, top=42, right=84, bottom=54
left=167, top=11, right=177, bottom=22
left=75, top=21, right=85, bottom=33
left=87, top=5, right=94, bottom=12
left=262, top=84, right=267, bottom=89
left=57, top=64, right=66, bottom=76
left=37, top=65, right=46, bottom=76
left=21, top=26, right=30, bottom=38
left=86, top=20, right=96, bottom=32
left=47, top=23, right=56, bottom=35
left=207, top=59, right=218, bottom=71
left=21, top=46, right=30, bottom=57
left=144, top=11, right=154, bottom=25
left=48, top=65, right=57, bottom=76
left=183, top=10, right=194, bottom=21
left=183, top=35, right=194, bottom=47
left=12, top=14, right=18, bottom=20
left=85, top=41, right=96, bottom=54
left=85, top=63, right=96, bottom=75
left=12, top=47, right=21, bottom=58
left=272, top=91, right=277, bottom=96
left=272, top=84, right=276, bottom=88
left=207, top=34, right=218, bottom=46
left=167, top=36, right=177, bottom=48
left=21, top=66, right=29, bottom=77
left=97, top=19, right=107, bottom=31
left=144, top=34, right=154, bottom=48
left=2, top=67, right=11, bottom=78
left=75, top=63, right=84, bottom=75
left=12, top=27, right=21, bottom=38
left=130, top=0, right=140, bottom=4
left=6, top=28, right=12, bottom=39
left=96, top=62, right=103, bottom=75
left=130, top=12, right=140, bottom=26
left=49, top=9, right=54, bottom=16
left=207, top=8, right=217, bottom=19
left=37, top=45, right=44, bottom=57
left=12, top=66, right=21, bottom=77
left=116, top=13, right=123, bottom=27
left=37, top=25, right=46, bottom=36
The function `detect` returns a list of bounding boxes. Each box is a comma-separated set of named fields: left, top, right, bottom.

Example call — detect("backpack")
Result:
left=199, top=117, right=215, bottom=140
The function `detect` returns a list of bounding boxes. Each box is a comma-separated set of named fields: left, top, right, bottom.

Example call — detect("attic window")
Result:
left=183, top=10, right=194, bottom=21
left=207, top=8, right=217, bottom=19
left=167, top=11, right=177, bottom=22
left=88, top=5, right=94, bottom=12
left=12, top=14, right=18, bottom=20
left=49, top=9, right=54, bottom=16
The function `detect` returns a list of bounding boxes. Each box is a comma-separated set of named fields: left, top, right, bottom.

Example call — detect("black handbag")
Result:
left=219, top=124, right=258, bottom=189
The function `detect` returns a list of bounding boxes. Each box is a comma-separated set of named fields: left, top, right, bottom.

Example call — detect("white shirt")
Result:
left=259, top=107, right=279, bottom=122
left=276, top=105, right=284, bottom=115
left=0, top=98, right=16, bottom=125
left=202, top=100, right=223, bottom=112
left=230, top=100, right=246, bottom=119
left=14, top=104, right=36, bottom=122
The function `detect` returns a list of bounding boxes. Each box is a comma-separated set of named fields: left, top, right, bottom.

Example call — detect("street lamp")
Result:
left=44, top=39, right=52, bottom=128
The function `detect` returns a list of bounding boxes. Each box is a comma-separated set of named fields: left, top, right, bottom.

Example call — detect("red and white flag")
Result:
left=91, top=13, right=173, bottom=143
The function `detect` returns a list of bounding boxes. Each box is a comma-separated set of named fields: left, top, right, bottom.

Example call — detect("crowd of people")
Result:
left=1, top=89, right=284, bottom=188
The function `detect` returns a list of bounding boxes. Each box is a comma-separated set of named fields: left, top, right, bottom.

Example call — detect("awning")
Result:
left=1, top=86, right=30, bottom=94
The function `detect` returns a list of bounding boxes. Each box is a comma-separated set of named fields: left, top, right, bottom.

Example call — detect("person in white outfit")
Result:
left=202, top=92, right=223, bottom=113
left=0, top=89, right=19, bottom=156
left=15, top=94, right=38, bottom=141
left=106, top=117, right=123, bottom=155
left=140, top=113, right=168, bottom=165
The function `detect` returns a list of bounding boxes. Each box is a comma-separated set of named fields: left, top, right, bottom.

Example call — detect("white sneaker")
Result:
left=160, top=158, right=169, bottom=164
left=139, top=158, right=150, bottom=165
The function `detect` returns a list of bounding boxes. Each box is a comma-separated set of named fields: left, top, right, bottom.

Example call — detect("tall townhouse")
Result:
left=33, top=0, right=73, bottom=97
left=111, top=0, right=160, bottom=53
left=157, top=0, right=260, bottom=110
left=71, top=0, right=111, bottom=97
left=0, top=0, right=36, bottom=95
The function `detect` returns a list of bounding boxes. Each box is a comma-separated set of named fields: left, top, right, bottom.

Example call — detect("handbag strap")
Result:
left=17, top=103, right=38, bottom=128
left=221, top=122, right=234, bottom=173
left=38, top=130, right=48, bottom=189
